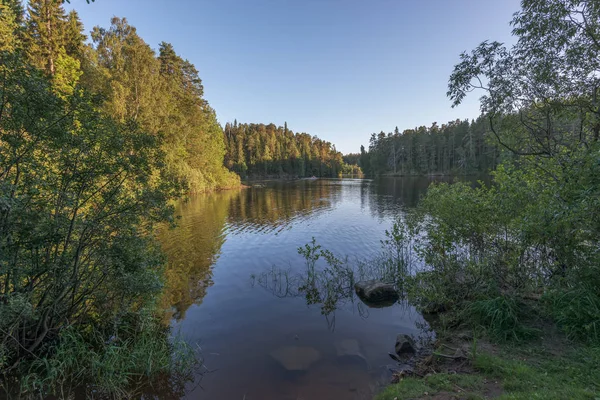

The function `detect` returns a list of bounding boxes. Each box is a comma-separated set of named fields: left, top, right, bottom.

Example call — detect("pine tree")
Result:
left=1, top=0, right=24, bottom=25
left=26, top=0, right=68, bottom=74
left=0, top=3, right=19, bottom=51
left=158, top=41, right=178, bottom=76
left=63, top=10, right=86, bottom=58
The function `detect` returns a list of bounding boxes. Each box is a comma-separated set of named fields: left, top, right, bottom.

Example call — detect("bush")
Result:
left=406, top=162, right=600, bottom=343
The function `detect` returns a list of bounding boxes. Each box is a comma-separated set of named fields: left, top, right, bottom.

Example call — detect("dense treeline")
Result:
left=223, top=121, right=361, bottom=178
left=359, top=117, right=500, bottom=177
left=23, top=0, right=237, bottom=193
left=0, top=0, right=236, bottom=397
left=90, top=19, right=239, bottom=192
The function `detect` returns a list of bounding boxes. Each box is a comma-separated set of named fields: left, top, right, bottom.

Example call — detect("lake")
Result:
left=156, top=177, right=451, bottom=400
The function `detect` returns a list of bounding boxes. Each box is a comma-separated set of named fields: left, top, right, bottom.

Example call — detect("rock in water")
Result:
left=354, top=280, right=399, bottom=307
left=335, top=339, right=368, bottom=363
left=270, top=346, right=321, bottom=371
left=395, top=334, right=416, bottom=356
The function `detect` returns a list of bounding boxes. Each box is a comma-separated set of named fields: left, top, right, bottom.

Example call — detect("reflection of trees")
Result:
left=362, top=177, right=440, bottom=220
left=253, top=236, right=414, bottom=329
left=227, top=180, right=341, bottom=234
left=158, top=181, right=344, bottom=324
left=158, top=190, right=241, bottom=322
left=362, top=176, right=491, bottom=220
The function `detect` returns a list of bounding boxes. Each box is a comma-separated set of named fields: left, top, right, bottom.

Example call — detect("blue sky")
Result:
left=65, top=0, right=521, bottom=154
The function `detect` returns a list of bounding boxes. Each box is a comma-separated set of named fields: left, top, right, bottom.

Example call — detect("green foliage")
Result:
left=0, top=44, right=191, bottom=394
left=52, top=47, right=82, bottom=98
left=223, top=122, right=350, bottom=179
left=545, top=273, right=600, bottom=343
left=0, top=44, right=178, bottom=364
left=90, top=19, right=240, bottom=193
left=0, top=3, right=19, bottom=52
left=360, top=118, right=500, bottom=177
left=18, top=311, right=196, bottom=398
left=375, top=221, right=414, bottom=284
left=401, top=0, right=600, bottom=345
left=407, top=164, right=600, bottom=340
left=25, top=0, right=69, bottom=74
left=1, top=0, right=24, bottom=25
left=466, top=297, right=540, bottom=342
left=296, top=238, right=355, bottom=316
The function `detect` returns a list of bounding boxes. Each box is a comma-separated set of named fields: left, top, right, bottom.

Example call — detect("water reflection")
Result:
left=158, top=190, right=239, bottom=322
left=252, top=231, right=415, bottom=328
left=227, top=180, right=342, bottom=235
left=156, top=178, right=459, bottom=400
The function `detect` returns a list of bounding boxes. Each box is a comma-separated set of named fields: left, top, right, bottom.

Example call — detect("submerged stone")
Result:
left=395, top=334, right=416, bottom=356
left=354, top=280, right=399, bottom=307
left=335, top=338, right=368, bottom=364
left=269, top=346, right=321, bottom=371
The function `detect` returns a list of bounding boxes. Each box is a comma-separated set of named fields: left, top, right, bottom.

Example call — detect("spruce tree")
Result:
left=1, top=0, right=24, bottom=25
left=63, top=10, right=86, bottom=58
left=26, top=0, right=68, bottom=74
left=0, top=3, right=19, bottom=51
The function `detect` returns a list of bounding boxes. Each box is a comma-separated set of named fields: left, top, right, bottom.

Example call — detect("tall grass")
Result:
left=546, top=286, right=600, bottom=343
left=9, top=310, right=197, bottom=399
left=255, top=230, right=416, bottom=319
left=465, top=297, right=540, bottom=341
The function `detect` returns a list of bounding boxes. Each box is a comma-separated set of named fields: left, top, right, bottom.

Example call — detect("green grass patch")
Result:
left=376, top=372, right=486, bottom=400
left=377, top=344, right=600, bottom=400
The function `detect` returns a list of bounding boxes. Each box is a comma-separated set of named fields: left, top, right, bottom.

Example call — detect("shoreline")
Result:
left=376, top=317, right=599, bottom=399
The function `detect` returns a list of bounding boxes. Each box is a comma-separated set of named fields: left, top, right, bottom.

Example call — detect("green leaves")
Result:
left=448, top=0, right=600, bottom=157
left=0, top=51, right=178, bottom=386
left=223, top=122, right=347, bottom=179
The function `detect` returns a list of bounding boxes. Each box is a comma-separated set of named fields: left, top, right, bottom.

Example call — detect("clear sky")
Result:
left=65, top=0, right=521, bottom=154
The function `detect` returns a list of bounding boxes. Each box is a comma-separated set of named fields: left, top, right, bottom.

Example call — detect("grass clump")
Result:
left=3, top=309, right=197, bottom=399
left=376, top=372, right=486, bottom=400
left=544, top=275, right=600, bottom=343
left=465, top=297, right=541, bottom=342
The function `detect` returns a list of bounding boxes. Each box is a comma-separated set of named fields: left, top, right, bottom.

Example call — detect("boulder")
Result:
left=395, top=334, right=416, bottom=356
left=354, top=280, right=399, bottom=307
left=270, top=346, right=321, bottom=371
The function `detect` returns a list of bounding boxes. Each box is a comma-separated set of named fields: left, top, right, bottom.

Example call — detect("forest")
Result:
left=357, top=117, right=500, bottom=176
left=223, top=121, right=362, bottom=179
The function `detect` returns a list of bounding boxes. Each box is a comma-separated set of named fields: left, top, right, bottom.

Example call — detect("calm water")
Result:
left=157, top=177, right=450, bottom=400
